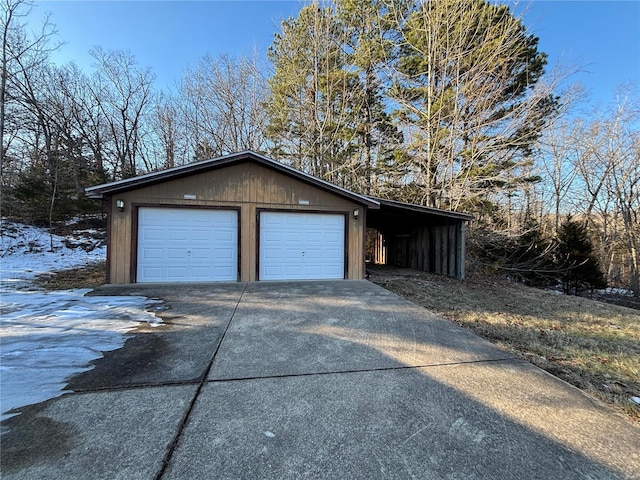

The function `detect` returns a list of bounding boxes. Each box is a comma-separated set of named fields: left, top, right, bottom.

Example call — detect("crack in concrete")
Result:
left=206, top=357, right=524, bottom=383
left=66, top=357, right=522, bottom=395
left=153, top=282, right=249, bottom=480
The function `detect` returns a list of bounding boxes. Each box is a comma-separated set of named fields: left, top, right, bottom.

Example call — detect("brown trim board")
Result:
left=105, top=198, right=112, bottom=283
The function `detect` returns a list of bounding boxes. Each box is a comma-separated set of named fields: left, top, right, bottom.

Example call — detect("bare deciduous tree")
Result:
left=88, top=47, right=155, bottom=178
left=538, top=120, right=580, bottom=231
left=52, top=63, right=109, bottom=183
left=540, top=88, right=640, bottom=295
left=1, top=0, right=58, bottom=188
left=586, top=93, right=640, bottom=296
left=151, top=92, right=186, bottom=169
left=180, top=53, right=269, bottom=159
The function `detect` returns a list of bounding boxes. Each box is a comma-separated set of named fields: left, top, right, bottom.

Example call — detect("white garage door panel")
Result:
left=142, top=248, right=163, bottom=260
left=141, top=266, right=162, bottom=278
left=137, top=208, right=238, bottom=283
left=259, top=212, right=345, bottom=280
left=142, top=229, right=164, bottom=241
left=167, top=230, right=188, bottom=241
left=167, top=266, right=188, bottom=278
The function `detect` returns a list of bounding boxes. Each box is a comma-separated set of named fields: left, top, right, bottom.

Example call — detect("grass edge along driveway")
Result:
left=370, top=267, right=640, bottom=423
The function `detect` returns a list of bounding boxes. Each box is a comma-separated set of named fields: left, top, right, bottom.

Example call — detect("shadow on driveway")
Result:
left=2, top=280, right=639, bottom=479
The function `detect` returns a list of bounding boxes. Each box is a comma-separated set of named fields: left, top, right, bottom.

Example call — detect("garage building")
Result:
left=86, top=151, right=471, bottom=283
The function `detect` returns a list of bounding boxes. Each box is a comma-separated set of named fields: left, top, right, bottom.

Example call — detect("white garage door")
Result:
left=259, top=212, right=345, bottom=280
left=137, top=207, right=238, bottom=283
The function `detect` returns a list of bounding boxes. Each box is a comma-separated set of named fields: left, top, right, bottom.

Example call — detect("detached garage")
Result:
left=86, top=151, right=471, bottom=284
left=86, top=151, right=377, bottom=283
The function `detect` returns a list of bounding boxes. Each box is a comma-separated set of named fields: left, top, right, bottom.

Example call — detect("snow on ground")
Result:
left=1, top=220, right=162, bottom=422
left=0, top=220, right=107, bottom=287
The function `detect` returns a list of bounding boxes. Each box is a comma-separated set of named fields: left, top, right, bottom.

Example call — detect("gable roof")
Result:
left=85, top=150, right=380, bottom=208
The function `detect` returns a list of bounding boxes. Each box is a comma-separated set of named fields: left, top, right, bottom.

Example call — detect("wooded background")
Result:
left=1, top=0, right=638, bottom=296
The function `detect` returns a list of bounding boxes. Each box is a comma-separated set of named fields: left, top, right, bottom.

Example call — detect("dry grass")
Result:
left=369, top=266, right=640, bottom=423
left=34, top=261, right=107, bottom=290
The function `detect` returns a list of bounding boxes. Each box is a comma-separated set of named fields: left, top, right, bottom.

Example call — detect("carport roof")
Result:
left=366, top=196, right=474, bottom=222
left=85, top=150, right=380, bottom=208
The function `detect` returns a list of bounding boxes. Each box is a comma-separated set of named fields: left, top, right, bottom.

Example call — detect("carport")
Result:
left=365, top=197, right=473, bottom=279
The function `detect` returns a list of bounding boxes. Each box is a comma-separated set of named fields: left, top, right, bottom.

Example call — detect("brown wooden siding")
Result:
left=107, top=163, right=364, bottom=283
left=370, top=222, right=466, bottom=279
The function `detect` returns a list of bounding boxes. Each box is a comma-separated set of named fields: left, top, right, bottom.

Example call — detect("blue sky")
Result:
left=28, top=1, right=640, bottom=107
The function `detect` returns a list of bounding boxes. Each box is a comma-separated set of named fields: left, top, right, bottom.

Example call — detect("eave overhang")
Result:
left=366, top=196, right=474, bottom=222
left=85, top=150, right=380, bottom=209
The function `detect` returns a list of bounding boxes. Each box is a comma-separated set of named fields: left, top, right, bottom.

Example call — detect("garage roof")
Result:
left=85, top=151, right=380, bottom=209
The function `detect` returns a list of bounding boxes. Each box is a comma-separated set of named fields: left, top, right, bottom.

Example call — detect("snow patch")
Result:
left=1, top=221, right=162, bottom=422
left=597, top=287, right=634, bottom=297
left=1, top=220, right=106, bottom=285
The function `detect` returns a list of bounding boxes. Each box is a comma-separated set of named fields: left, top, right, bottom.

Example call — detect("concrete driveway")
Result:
left=2, top=280, right=639, bottom=479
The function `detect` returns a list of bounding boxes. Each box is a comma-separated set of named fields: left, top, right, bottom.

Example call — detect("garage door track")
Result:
left=2, top=281, right=639, bottom=479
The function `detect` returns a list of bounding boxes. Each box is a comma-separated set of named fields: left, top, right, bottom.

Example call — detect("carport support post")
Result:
left=457, top=222, right=466, bottom=279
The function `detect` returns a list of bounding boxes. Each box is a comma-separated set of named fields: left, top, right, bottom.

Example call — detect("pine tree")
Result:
left=266, top=3, right=359, bottom=185
left=556, top=218, right=607, bottom=295
left=334, top=0, right=403, bottom=195
left=388, top=0, right=557, bottom=211
left=266, top=1, right=404, bottom=194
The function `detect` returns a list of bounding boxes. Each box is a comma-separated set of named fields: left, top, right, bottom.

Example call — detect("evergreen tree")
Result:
left=266, top=1, right=403, bottom=194
left=556, top=218, right=607, bottom=295
left=388, top=0, right=557, bottom=211
left=267, top=3, right=359, bottom=185
left=266, top=0, right=558, bottom=204
left=335, top=0, right=404, bottom=195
